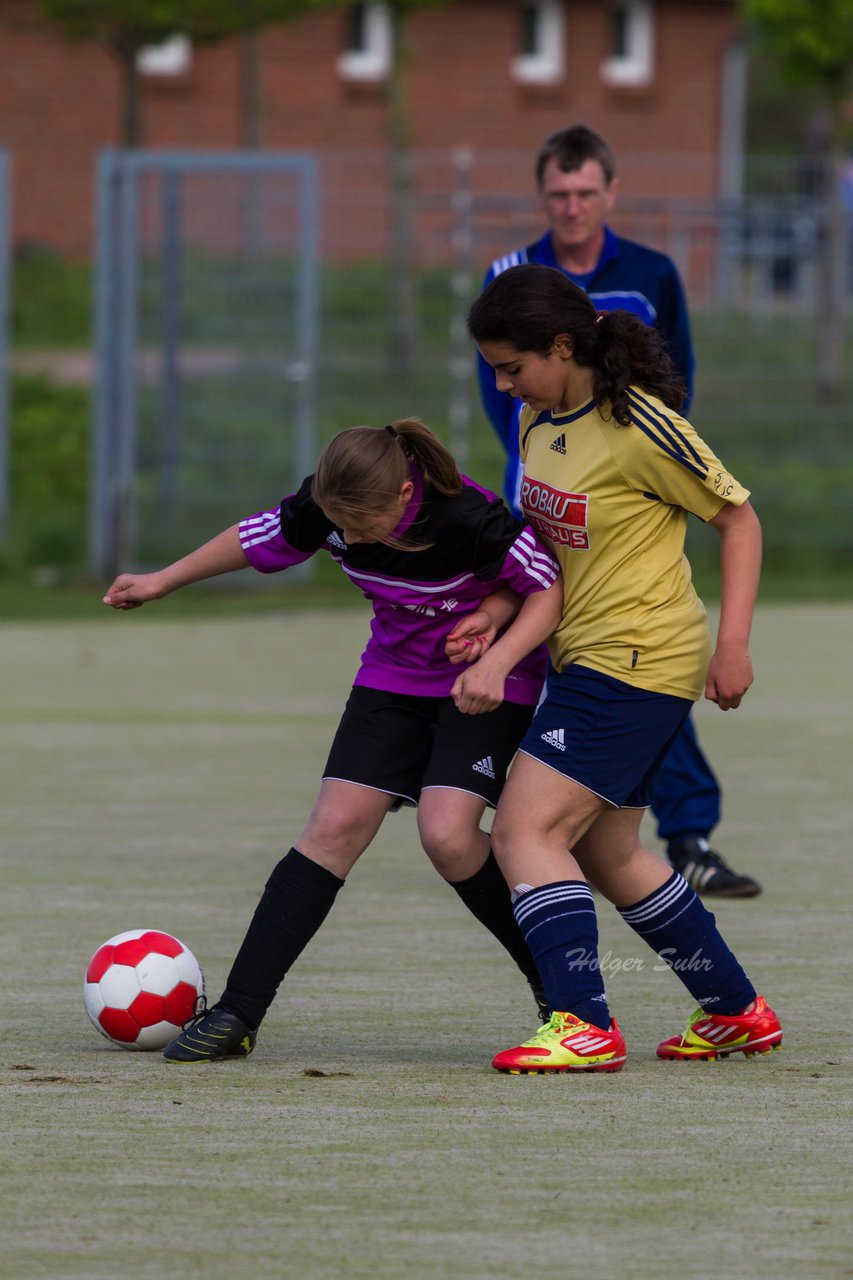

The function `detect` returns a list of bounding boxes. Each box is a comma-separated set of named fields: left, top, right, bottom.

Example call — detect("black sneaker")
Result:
left=668, top=836, right=762, bottom=899
left=529, top=981, right=550, bottom=1023
left=163, top=1001, right=257, bottom=1063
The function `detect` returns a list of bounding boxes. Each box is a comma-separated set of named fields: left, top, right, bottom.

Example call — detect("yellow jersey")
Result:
left=519, top=387, right=749, bottom=699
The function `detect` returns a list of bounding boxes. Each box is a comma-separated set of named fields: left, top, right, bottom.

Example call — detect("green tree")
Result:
left=30, top=0, right=338, bottom=145
left=741, top=0, right=853, bottom=101
left=383, top=0, right=446, bottom=376
left=740, top=0, right=853, bottom=397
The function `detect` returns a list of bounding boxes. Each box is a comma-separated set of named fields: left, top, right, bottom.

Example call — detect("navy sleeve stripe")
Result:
left=628, top=393, right=705, bottom=469
left=644, top=398, right=704, bottom=467
left=628, top=411, right=708, bottom=480
left=629, top=415, right=708, bottom=480
left=625, top=399, right=701, bottom=481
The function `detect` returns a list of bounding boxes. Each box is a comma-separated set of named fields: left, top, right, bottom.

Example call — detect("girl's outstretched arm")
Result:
left=103, top=525, right=248, bottom=610
left=705, top=500, right=762, bottom=710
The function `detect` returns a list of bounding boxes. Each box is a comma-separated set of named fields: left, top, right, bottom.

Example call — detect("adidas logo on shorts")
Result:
left=540, top=728, right=566, bottom=752
left=472, top=756, right=496, bottom=778
left=550, top=433, right=567, bottom=455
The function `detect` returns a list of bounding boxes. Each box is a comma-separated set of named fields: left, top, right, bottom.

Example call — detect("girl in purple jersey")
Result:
left=103, top=419, right=562, bottom=1063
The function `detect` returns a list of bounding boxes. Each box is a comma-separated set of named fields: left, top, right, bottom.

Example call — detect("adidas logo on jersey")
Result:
left=327, top=531, right=347, bottom=550
left=472, top=756, right=496, bottom=778
left=541, top=728, right=566, bottom=752
left=550, top=433, right=567, bottom=455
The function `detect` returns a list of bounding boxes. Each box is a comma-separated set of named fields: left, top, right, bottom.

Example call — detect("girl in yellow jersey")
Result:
left=464, top=263, right=781, bottom=1073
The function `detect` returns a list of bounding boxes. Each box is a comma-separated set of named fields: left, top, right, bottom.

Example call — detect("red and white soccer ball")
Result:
left=83, top=929, right=205, bottom=1051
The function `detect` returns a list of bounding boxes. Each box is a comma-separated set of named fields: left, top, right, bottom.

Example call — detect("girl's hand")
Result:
left=705, top=643, right=753, bottom=710
left=450, top=654, right=507, bottom=714
left=446, top=608, right=497, bottom=665
left=707, top=501, right=760, bottom=710
left=103, top=572, right=168, bottom=610
left=102, top=526, right=248, bottom=611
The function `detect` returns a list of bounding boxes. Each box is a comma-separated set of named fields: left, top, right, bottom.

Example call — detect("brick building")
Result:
left=0, top=0, right=741, bottom=257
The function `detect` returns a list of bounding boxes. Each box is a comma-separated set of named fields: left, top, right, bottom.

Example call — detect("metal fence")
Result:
left=0, top=148, right=9, bottom=547
left=90, top=150, right=319, bottom=578
left=86, top=147, right=852, bottom=579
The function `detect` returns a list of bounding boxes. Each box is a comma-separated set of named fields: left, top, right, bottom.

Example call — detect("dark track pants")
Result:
left=649, top=713, right=721, bottom=844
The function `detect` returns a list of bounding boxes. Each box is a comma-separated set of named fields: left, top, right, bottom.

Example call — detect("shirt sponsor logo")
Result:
left=521, top=478, right=590, bottom=550
left=397, top=597, right=458, bottom=618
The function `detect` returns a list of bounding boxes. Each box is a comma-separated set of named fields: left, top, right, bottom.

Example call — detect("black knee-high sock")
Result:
left=448, top=852, right=542, bottom=988
left=219, top=848, right=344, bottom=1029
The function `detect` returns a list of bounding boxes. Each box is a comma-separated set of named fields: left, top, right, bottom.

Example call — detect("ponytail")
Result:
left=311, top=418, right=461, bottom=545
left=469, top=264, right=685, bottom=425
left=592, top=311, right=685, bottom=424
left=385, top=418, right=462, bottom=495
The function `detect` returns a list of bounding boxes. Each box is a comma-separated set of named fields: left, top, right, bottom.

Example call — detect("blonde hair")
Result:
left=311, top=419, right=461, bottom=546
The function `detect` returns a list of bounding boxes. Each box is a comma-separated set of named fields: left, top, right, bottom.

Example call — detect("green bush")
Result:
left=8, top=375, right=90, bottom=573
left=12, top=250, right=91, bottom=350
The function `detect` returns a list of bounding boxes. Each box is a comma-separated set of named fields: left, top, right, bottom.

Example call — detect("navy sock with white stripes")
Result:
left=512, top=881, right=611, bottom=1029
left=618, top=870, right=756, bottom=1015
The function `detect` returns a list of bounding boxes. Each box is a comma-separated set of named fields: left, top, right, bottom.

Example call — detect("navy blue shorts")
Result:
left=519, top=664, right=693, bottom=808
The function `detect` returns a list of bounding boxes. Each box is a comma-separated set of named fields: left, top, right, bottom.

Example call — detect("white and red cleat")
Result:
left=657, top=995, right=782, bottom=1061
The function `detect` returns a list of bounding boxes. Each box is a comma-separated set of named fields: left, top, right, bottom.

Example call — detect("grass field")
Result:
left=2, top=603, right=852, bottom=1279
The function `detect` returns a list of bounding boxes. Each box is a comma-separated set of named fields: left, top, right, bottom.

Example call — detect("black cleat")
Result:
left=669, top=836, right=762, bottom=899
left=163, top=1001, right=257, bottom=1063
left=529, top=981, right=550, bottom=1023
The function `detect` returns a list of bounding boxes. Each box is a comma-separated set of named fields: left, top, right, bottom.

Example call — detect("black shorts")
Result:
left=323, top=686, right=535, bottom=809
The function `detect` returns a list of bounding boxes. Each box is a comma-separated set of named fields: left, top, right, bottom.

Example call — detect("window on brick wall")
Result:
left=513, top=0, right=565, bottom=85
left=136, top=34, right=192, bottom=77
left=601, top=1, right=654, bottom=86
left=338, top=2, right=392, bottom=81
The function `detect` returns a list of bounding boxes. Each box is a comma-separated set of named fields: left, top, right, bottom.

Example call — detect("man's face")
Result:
left=538, top=156, right=617, bottom=256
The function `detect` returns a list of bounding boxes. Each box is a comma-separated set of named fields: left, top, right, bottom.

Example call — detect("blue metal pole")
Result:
left=90, top=150, right=119, bottom=578
left=115, top=154, right=140, bottom=570
left=295, top=155, right=319, bottom=484
left=159, top=166, right=182, bottom=538
left=0, top=149, right=10, bottom=547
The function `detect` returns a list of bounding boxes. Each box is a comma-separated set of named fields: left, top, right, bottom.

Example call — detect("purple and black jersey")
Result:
left=238, top=467, right=559, bottom=704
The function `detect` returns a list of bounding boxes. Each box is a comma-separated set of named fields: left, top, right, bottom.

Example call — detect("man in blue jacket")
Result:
left=477, top=122, right=762, bottom=898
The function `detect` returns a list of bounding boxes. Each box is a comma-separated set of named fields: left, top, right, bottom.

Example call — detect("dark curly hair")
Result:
left=468, top=264, right=685, bottom=425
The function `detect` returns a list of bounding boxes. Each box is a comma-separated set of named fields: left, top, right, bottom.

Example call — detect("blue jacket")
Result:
left=477, top=227, right=696, bottom=513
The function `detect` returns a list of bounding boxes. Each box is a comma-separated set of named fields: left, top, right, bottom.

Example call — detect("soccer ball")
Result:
left=83, top=929, right=205, bottom=1051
